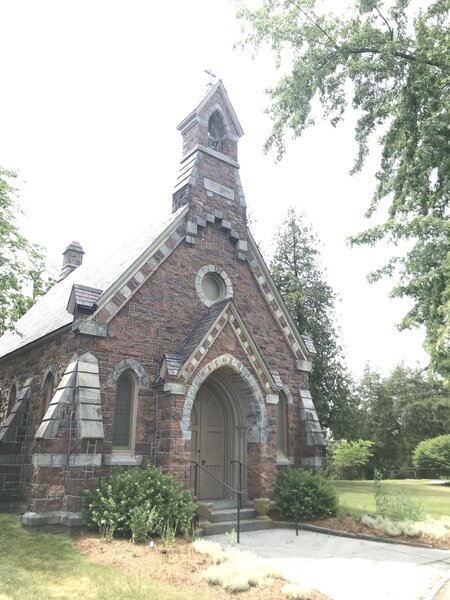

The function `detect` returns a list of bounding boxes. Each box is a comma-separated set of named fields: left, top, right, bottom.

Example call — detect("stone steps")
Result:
left=197, top=502, right=275, bottom=537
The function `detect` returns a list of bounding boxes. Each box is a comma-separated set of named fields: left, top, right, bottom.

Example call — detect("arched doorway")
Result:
left=190, top=369, right=247, bottom=500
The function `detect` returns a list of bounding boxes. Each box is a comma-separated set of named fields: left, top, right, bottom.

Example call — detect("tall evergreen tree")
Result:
left=270, top=208, right=355, bottom=438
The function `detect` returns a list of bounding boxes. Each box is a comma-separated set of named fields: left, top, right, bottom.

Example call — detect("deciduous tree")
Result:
left=0, top=167, right=51, bottom=335
left=238, top=0, right=450, bottom=376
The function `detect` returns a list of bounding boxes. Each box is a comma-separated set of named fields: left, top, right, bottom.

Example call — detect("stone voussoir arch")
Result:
left=107, top=358, right=149, bottom=389
left=41, top=364, right=58, bottom=391
left=181, top=353, right=267, bottom=442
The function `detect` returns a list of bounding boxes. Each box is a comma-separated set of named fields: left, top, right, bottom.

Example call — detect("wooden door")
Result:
left=191, top=384, right=226, bottom=499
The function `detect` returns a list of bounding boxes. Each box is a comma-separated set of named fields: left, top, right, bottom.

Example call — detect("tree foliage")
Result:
left=355, top=362, right=450, bottom=474
left=238, top=0, right=450, bottom=376
left=328, top=439, right=373, bottom=479
left=412, top=434, right=450, bottom=476
left=0, top=167, right=51, bottom=335
left=270, top=208, right=355, bottom=437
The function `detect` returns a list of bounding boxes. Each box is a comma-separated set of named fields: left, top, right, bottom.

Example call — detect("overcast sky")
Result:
left=0, top=0, right=428, bottom=378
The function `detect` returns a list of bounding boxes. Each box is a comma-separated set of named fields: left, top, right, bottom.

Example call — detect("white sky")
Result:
left=0, top=0, right=428, bottom=378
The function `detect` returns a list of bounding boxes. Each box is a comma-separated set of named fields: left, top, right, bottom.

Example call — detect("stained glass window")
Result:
left=112, top=373, right=134, bottom=449
left=276, top=393, right=288, bottom=458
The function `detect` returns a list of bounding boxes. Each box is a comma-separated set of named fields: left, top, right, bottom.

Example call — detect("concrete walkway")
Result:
left=209, top=528, right=450, bottom=600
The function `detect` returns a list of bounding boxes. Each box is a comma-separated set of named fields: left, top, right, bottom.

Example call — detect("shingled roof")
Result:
left=0, top=206, right=188, bottom=360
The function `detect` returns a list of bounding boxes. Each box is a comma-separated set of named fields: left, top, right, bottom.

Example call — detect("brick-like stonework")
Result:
left=0, top=79, right=324, bottom=524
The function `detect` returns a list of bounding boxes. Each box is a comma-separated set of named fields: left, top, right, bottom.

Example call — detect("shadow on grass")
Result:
left=0, top=514, right=209, bottom=600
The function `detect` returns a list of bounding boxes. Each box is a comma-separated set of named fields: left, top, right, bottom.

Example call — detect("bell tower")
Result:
left=172, top=80, right=247, bottom=237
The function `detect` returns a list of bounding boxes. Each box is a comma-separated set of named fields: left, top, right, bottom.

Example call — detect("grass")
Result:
left=0, top=514, right=210, bottom=600
left=334, top=479, right=450, bottom=519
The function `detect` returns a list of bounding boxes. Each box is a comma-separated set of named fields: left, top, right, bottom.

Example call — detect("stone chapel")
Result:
left=0, top=81, right=324, bottom=527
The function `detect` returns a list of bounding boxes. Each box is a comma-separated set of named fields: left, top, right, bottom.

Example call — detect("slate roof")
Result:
left=67, top=284, right=103, bottom=314
left=0, top=206, right=187, bottom=360
left=301, top=335, right=317, bottom=355
left=162, top=300, right=230, bottom=376
left=177, top=299, right=229, bottom=363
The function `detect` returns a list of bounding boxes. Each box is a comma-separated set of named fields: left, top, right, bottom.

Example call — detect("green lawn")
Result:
left=0, top=514, right=210, bottom=600
left=334, top=479, right=450, bottom=519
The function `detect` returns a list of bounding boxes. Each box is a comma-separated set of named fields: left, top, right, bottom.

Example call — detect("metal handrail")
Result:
left=190, top=460, right=244, bottom=543
left=231, top=459, right=301, bottom=536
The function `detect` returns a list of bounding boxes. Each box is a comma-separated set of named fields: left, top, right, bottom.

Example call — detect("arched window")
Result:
left=7, top=384, right=17, bottom=415
left=276, top=393, right=288, bottom=461
left=42, top=372, right=54, bottom=417
left=112, top=371, right=136, bottom=451
left=208, top=111, right=226, bottom=152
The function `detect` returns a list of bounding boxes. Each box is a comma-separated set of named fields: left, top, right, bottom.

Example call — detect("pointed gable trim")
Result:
left=91, top=205, right=188, bottom=324
left=247, top=232, right=315, bottom=363
left=159, top=300, right=281, bottom=394
left=177, top=80, right=244, bottom=139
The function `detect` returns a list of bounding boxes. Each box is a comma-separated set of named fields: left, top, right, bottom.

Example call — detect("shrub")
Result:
left=361, top=514, right=450, bottom=541
left=373, top=471, right=424, bottom=522
left=199, top=546, right=278, bottom=592
left=84, top=466, right=197, bottom=540
left=275, top=468, right=338, bottom=520
left=412, top=434, right=450, bottom=476
left=130, top=505, right=159, bottom=544
left=327, top=439, right=373, bottom=480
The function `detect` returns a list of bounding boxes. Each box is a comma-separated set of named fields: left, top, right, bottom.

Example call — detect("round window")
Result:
left=196, top=265, right=233, bottom=307
left=202, top=273, right=224, bottom=302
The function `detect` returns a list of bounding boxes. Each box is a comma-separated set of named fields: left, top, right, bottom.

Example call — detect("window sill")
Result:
left=276, top=454, right=293, bottom=466
left=103, top=454, right=143, bottom=466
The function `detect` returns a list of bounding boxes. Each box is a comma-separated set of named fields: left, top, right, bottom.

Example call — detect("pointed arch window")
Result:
left=208, top=111, right=226, bottom=152
left=7, top=384, right=17, bottom=416
left=276, top=392, right=289, bottom=462
left=112, top=371, right=137, bottom=451
left=42, top=373, right=54, bottom=417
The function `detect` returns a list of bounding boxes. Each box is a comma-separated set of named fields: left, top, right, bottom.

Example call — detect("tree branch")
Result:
left=375, top=7, right=394, bottom=41
left=342, top=46, right=446, bottom=69
left=285, top=0, right=338, bottom=48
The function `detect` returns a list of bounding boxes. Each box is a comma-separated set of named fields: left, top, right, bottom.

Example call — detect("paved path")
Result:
left=209, top=528, right=450, bottom=600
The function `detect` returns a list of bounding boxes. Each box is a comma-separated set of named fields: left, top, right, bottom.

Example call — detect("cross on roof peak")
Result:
left=204, top=68, right=216, bottom=89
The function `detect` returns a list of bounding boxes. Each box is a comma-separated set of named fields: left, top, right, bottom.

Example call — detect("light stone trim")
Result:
left=163, top=383, right=185, bottom=395
left=90, top=206, right=188, bottom=324
left=21, top=511, right=83, bottom=528
left=181, top=353, right=267, bottom=443
left=247, top=233, right=314, bottom=362
left=41, top=364, right=58, bottom=391
left=0, top=377, right=33, bottom=443
left=195, top=264, right=233, bottom=308
left=237, top=239, right=248, bottom=252
left=120, top=285, right=132, bottom=298
left=282, top=386, right=294, bottom=405
left=68, top=454, right=102, bottom=467
left=134, top=271, right=145, bottom=284
left=180, top=309, right=229, bottom=382
left=296, top=359, right=313, bottom=372
left=32, top=453, right=68, bottom=467
left=107, top=358, right=149, bottom=389
left=204, top=178, right=235, bottom=201
left=266, top=394, right=279, bottom=404
left=36, top=352, right=105, bottom=440
left=31, top=453, right=101, bottom=467
left=104, top=454, right=143, bottom=466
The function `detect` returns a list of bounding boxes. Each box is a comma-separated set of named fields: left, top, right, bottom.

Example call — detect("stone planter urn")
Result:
left=254, top=497, right=271, bottom=520
left=197, top=502, right=213, bottom=525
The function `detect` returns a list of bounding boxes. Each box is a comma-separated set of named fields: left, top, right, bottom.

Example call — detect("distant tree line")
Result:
left=270, top=209, right=450, bottom=478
